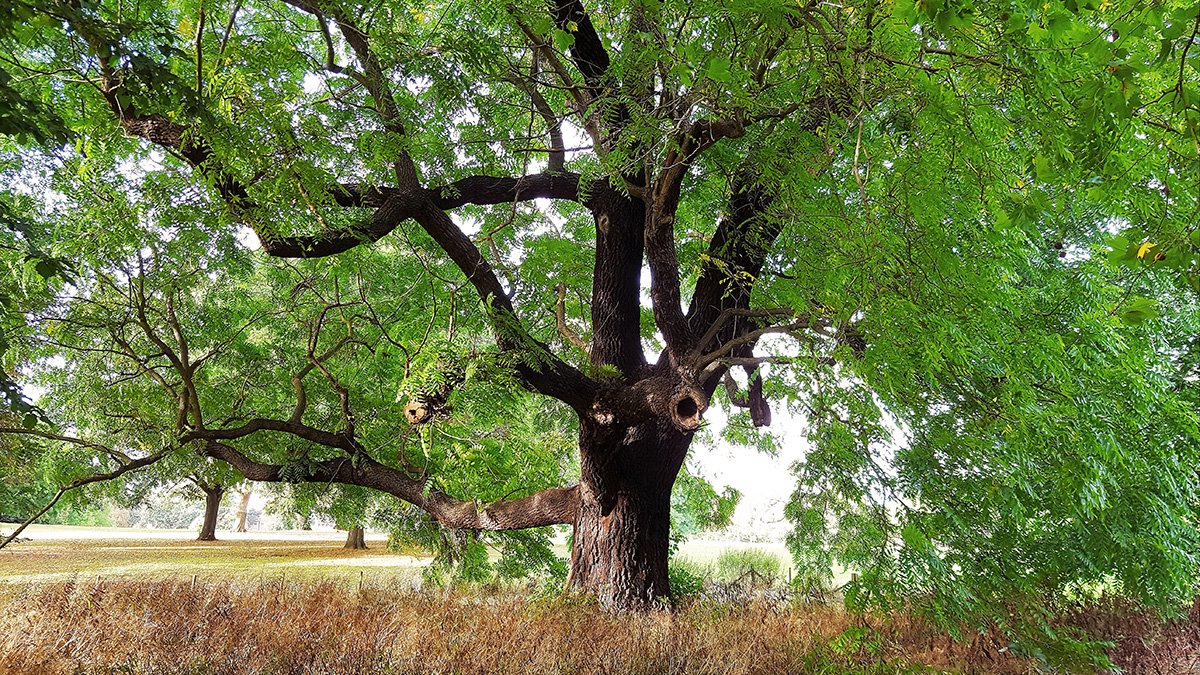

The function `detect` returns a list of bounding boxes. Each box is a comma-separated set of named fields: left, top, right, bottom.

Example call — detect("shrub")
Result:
left=715, top=548, right=782, bottom=582
left=668, top=557, right=709, bottom=599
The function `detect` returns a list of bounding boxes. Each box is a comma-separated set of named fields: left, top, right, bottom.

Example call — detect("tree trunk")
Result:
left=234, top=489, right=251, bottom=532
left=197, top=487, right=224, bottom=541
left=567, top=418, right=691, bottom=609
left=343, top=525, right=368, bottom=549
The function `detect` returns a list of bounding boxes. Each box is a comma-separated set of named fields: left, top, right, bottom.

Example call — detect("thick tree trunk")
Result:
left=344, top=525, right=368, bottom=549
left=567, top=418, right=691, bottom=609
left=197, top=487, right=224, bottom=541
left=234, top=489, right=251, bottom=532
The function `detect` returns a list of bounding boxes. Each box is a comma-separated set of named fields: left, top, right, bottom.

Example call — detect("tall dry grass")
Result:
left=0, top=578, right=1195, bottom=674
left=0, top=577, right=1022, bottom=674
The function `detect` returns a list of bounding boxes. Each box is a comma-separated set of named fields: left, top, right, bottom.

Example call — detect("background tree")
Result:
left=233, top=484, right=252, bottom=532
left=0, top=0, right=1198, bottom=637
left=186, top=466, right=241, bottom=541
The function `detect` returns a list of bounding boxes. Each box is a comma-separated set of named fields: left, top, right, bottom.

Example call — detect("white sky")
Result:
left=689, top=403, right=810, bottom=540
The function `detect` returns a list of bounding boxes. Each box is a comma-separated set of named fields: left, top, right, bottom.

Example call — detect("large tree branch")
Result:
left=73, top=6, right=595, bottom=409
left=686, top=92, right=851, bottom=347
left=550, top=0, right=611, bottom=93
left=257, top=183, right=597, bottom=408
left=429, top=173, right=582, bottom=209
left=409, top=203, right=597, bottom=407
left=186, top=417, right=353, bottom=451
left=202, top=441, right=579, bottom=530
left=685, top=179, right=781, bottom=350
left=259, top=173, right=584, bottom=256
left=586, top=189, right=647, bottom=376
left=644, top=120, right=747, bottom=355
left=280, top=0, right=422, bottom=187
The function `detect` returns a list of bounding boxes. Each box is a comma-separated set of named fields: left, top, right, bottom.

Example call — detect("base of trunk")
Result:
left=196, top=488, right=223, bottom=542
left=563, top=420, right=692, bottom=611
left=568, top=487, right=672, bottom=610
left=343, top=526, right=368, bottom=550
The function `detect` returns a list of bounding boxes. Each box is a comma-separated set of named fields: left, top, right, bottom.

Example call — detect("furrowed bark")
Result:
left=568, top=419, right=692, bottom=609
left=587, top=188, right=646, bottom=376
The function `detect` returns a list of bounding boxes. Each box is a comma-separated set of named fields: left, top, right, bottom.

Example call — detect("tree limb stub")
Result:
left=723, top=368, right=772, bottom=427
left=590, top=376, right=708, bottom=433
left=556, top=283, right=590, bottom=355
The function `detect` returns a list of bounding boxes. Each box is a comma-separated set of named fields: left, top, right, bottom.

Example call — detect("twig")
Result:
left=555, top=283, right=590, bottom=355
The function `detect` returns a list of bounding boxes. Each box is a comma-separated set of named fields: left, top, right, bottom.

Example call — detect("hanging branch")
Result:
left=0, top=443, right=174, bottom=550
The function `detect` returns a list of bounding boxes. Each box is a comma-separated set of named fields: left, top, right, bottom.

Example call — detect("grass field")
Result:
left=0, top=524, right=799, bottom=586
left=1, top=526, right=1196, bottom=673
left=0, top=524, right=424, bottom=585
left=1, top=576, right=1025, bottom=674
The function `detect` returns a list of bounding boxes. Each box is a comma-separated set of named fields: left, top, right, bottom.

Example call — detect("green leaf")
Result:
left=706, top=57, right=731, bottom=83
left=1117, top=296, right=1158, bottom=325
left=552, top=29, right=575, bottom=52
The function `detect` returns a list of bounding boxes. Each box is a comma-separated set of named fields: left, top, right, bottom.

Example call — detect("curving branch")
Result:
left=290, top=335, right=352, bottom=424
left=0, top=442, right=174, bottom=550
left=0, top=427, right=130, bottom=463
left=186, top=417, right=353, bottom=451
left=556, top=283, right=590, bottom=355
left=68, top=2, right=598, bottom=410
left=202, top=441, right=579, bottom=530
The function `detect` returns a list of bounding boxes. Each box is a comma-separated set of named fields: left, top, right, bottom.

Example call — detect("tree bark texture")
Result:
left=567, top=419, right=692, bottom=609
left=344, top=525, right=368, bottom=549
left=197, top=487, right=224, bottom=541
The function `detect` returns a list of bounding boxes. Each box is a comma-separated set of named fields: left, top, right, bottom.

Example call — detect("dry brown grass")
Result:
left=1060, top=597, right=1200, bottom=674
left=0, top=577, right=1036, bottom=675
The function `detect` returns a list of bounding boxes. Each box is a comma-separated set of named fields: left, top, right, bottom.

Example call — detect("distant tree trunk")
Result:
left=197, top=486, right=224, bottom=541
left=343, top=525, right=368, bottom=549
left=234, top=489, right=252, bottom=532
